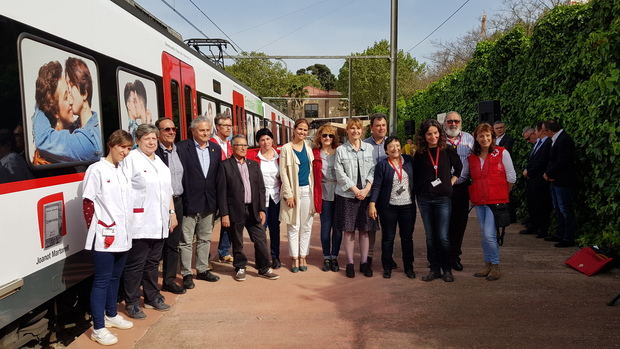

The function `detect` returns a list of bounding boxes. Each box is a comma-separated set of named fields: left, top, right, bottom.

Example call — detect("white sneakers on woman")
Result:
left=104, top=314, right=134, bottom=329
left=91, top=314, right=134, bottom=345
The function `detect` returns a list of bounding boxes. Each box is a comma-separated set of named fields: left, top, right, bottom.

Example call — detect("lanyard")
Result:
left=388, top=157, right=403, bottom=183
left=427, top=148, right=440, bottom=178
left=448, top=134, right=461, bottom=148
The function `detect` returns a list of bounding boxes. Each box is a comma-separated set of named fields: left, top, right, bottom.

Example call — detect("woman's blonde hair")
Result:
left=346, top=117, right=363, bottom=130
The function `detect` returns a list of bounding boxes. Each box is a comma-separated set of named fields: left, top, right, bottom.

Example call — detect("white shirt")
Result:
left=82, top=158, right=132, bottom=252
left=551, top=129, right=564, bottom=146
left=495, top=134, right=505, bottom=145
left=122, top=149, right=173, bottom=239
left=212, top=134, right=228, bottom=156
left=258, top=150, right=280, bottom=207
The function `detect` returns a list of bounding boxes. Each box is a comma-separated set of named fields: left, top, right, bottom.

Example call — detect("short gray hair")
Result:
left=231, top=134, right=247, bottom=144
left=445, top=111, right=461, bottom=120
left=135, top=123, right=158, bottom=140
left=522, top=127, right=535, bottom=135
left=190, top=116, right=211, bottom=129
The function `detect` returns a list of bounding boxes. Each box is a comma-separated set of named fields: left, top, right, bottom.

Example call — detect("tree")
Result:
left=490, top=0, right=567, bottom=35
left=298, top=64, right=337, bottom=91
left=335, top=40, right=426, bottom=115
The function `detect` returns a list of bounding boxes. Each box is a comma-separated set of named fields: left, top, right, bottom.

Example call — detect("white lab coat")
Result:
left=82, top=158, right=132, bottom=252
left=122, top=148, right=173, bottom=239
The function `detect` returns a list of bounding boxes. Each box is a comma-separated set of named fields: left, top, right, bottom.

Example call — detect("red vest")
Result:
left=468, top=147, right=509, bottom=205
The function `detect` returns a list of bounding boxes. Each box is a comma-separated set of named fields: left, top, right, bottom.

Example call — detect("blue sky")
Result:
left=134, top=0, right=503, bottom=74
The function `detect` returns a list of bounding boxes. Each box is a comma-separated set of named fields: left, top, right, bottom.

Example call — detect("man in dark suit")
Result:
left=176, top=116, right=221, bottom=289
left=543, top=120, right=577, bottom=247
left=217, top=135, right=279, bottom=281
left=522, top=122, right=552, bottom=238
left=493, top=121, right=515, bottom=154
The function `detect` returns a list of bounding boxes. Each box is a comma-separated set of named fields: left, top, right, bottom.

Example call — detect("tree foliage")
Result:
left=402, top=0, right=620, bottom=250
left=297, top=64, right=337, bottom=91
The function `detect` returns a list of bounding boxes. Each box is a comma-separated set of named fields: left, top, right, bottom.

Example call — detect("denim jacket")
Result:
left=334, top=141, right=375, bottom=198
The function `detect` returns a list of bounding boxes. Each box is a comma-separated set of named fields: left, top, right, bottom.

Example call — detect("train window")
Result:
left=184, top=85, right=193, bottom=139
left=18, top=36, right=103, bottom=169
left=212, top=79, right=221, bottom=94
left=117, top=69, right=158, bottom=138
left=304, top=103, right=319, bottom=118
left=170, top=80, right=180, bottom=137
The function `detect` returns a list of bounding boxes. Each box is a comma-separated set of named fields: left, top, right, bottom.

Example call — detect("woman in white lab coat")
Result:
left=82, top=129, right=134, bottom=345
left=121, top=124, right=177, bottom=319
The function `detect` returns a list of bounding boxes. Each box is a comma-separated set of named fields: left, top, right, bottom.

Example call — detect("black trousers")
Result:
left=162, top=196, right=183, bottom=286
left=526, top=177, right=552, bottom=236
left=123, top=238, right=164, bottom=306
left=449, top=183, right=470, bottom=263
left=379, top=203, right=415, bottom=271
left=230, top=205, right=270, bottom=274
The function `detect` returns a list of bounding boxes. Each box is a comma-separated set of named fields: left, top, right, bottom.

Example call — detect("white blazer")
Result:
left=122, top=148, right=173, bottom=239
left=82, top=158, right=131, bottom=252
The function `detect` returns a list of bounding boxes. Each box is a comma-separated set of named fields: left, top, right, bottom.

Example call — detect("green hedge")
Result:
left=402, top=0, right=620, bottom=250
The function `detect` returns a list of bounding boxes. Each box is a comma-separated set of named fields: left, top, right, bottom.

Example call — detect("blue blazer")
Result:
left=370, top=155, right=416, bottom=210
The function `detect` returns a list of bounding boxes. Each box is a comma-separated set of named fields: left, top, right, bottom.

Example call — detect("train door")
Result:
left=162, top=52, right=197, bottom=140
left=232, top=91, right=245, bottom=137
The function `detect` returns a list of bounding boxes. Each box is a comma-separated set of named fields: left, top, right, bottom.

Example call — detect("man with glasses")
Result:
left=443, top=111, right=474, bottom=271
left=217, top=135, right=279, bottom=281
left=210, top=114, right=234, bottom=264
left=155, top=118, right=185, bottom=294
left=175, top=117, right=222, bottom=290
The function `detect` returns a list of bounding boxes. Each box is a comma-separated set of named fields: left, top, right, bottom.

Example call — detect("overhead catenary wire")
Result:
left=406, top=0, right=471, bottom=53
left=185, top=0, right=243, bottom=53
left=232, top=0, right=331, bottom=35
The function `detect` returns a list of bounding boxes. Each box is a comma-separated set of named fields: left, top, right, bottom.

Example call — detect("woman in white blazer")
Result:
left=121, top=124, right=177, bottom=319
left=279, top=119, right=315, bottom=273
left=82, top=129, right=134, bottom=345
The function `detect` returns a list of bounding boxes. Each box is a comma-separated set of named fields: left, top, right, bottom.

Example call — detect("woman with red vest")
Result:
left=467, top=123, right=516, bottom=281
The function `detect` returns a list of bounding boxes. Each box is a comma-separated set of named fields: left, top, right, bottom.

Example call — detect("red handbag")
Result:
left=565, top=247, right=613, bottom=276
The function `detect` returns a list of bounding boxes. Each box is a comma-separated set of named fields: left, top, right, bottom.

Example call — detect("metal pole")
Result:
left=348, top=58, right=352, bottom=118
left=389, top=0, right=398, bottom=134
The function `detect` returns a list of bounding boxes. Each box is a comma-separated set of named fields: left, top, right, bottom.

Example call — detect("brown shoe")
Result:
left=486, top=264, right=501, bottom=281
left=219, top=255, right=234, bottom=263
left=473, top=262, right=491, bottom=278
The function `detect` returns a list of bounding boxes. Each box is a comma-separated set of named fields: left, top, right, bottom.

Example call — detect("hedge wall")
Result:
left=402, top=0, right=620, bottom=250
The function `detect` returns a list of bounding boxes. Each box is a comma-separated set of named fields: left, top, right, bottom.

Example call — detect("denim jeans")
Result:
left=550, top=184, right=576, bottom=243
left=320, top=200, right=342, bottom=258
left=417, top=195, right=452, bottom=273
left=217, top=226, right=232, bottom=257
left=475, top=205, right=500, bottom=264
left=91, top=251, right=127, bottom=329
left=265, top=197, right=281, bottom=259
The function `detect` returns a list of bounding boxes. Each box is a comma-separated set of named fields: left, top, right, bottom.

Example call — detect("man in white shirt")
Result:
left=210, top=114, right=233, bottom=263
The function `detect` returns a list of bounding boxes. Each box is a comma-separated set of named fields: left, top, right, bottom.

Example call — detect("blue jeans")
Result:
left=320, top=200, right=342, bottom=258
left=417, top=196, right=451, bottom=273
left=265, top=197, right=281, bottom=259
left=475, top=205, right=500, bottom=264
left=91, top=251, right=127, bottom=329
left=550, top=184, right=576, bottom=243
left=217, top=226, right=232, bottom=257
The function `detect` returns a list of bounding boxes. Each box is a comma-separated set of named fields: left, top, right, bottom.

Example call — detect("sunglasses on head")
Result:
left=446, top=120, right=461, bottom=124
left=321, top=134, right=335, bottom=139
left=160, top=127, right=177, bottom=132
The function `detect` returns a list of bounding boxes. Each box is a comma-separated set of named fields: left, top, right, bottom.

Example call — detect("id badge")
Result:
left=431, top=178, right=442, bottom=187
left=102, top=227, right=116, bottom=237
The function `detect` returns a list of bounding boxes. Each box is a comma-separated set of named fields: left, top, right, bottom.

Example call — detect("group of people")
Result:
left=83, top=109, right=575, bottom=346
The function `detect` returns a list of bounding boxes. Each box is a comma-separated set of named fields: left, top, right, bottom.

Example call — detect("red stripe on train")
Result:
left=0, top=173, right=85, bottom=195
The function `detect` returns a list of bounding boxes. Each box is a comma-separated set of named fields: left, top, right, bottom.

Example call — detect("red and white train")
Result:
left=0, top=0, right=293, bottom=345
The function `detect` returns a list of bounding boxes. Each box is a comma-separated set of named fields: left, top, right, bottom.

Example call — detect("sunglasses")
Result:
left=160, top=127, right=177, bottom=132
left=321, top=134, right=335, bottom=139
left=446, top=120, right=461, bottom=124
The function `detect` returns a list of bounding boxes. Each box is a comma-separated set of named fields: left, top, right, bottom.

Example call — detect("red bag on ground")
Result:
left=565, top=247, right=613, bottom=276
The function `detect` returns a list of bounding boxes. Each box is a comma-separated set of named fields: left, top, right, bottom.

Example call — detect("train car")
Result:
left=0, top=0, right=291, bottom=346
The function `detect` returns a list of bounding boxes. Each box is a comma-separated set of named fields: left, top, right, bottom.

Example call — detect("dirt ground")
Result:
left=69, top=214, right=620, bottom=349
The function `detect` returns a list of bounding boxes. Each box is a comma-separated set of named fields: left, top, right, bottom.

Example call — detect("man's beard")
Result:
left=445, top=127, right=461, bottom=138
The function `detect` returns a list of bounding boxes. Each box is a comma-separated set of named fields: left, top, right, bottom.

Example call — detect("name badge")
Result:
left=431, top=178, right=442, bottom=187
left=102, top=228, right=116, bottom=237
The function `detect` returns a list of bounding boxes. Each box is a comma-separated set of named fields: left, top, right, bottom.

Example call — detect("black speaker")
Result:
left=478, top=100, right=501, bottom=124
left=404, top=120, right=415, bottom=135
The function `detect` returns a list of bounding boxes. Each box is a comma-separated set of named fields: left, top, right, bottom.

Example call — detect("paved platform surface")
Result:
left=69, top=214, right=620, bottom=349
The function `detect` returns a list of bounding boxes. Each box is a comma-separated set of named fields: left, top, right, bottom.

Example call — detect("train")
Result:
left=0, top=0, right=294, bottom=346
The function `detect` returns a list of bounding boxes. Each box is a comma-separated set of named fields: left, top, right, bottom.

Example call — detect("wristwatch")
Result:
left=169, top=209, right=175, bottom=214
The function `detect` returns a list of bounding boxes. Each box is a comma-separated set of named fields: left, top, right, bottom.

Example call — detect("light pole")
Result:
left=389, top=0, right=398, bottom=135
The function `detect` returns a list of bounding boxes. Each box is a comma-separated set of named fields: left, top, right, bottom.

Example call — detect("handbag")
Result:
left=565, top=247, right=614, bottom=276
left=487, top=203, right=511, bottom=228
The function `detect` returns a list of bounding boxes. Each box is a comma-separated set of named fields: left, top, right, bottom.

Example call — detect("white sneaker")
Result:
left=105, top=314, right=134, bottom=329
left=90, top=327, right=118, bottom=346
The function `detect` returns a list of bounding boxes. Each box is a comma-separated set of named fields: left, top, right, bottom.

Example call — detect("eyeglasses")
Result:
left=233, top=144, right=249, bottom=147
left=446, top=120, right=461, bottom=124
left=160, top=127, right=177, bottom=132
left=321, top=134, right=335, bottom=139
left=218, top=124, right=233, bottom=128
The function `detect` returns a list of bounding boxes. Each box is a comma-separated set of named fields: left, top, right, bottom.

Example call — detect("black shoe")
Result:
left=361, top=262, right=373, bottom=277
left=196, top=271, right=220, bottom=282
left=162, top=282, right=186, bottom=294
left=271, top=258, right=281, bottom=269
left=421, top=271, right=442, bottom=282
left=125, top=304, right=146, bottom=319
left=322, top=258, right=332, bottom=272
left=519, top=229, right=535, bottom=235
left=345, top=263, right=355, bottom=278
left=331, top=259, right=339, bottom=272
left=144, top=296, right=171, bottom=311
left=442, top=271, right=455, bottom=282
left=554, top=241, right=576, bottom=248
left=536, top=234, right=546, bottom=239
left=544, top=236, right=561, bottom=242
left=183, top=274, right=195, bottom=289
left=452, top=261, right=463, bottom=271
left=405, top=269, right=416, bottom=279
left=383, top=269, right=391, bottom=278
